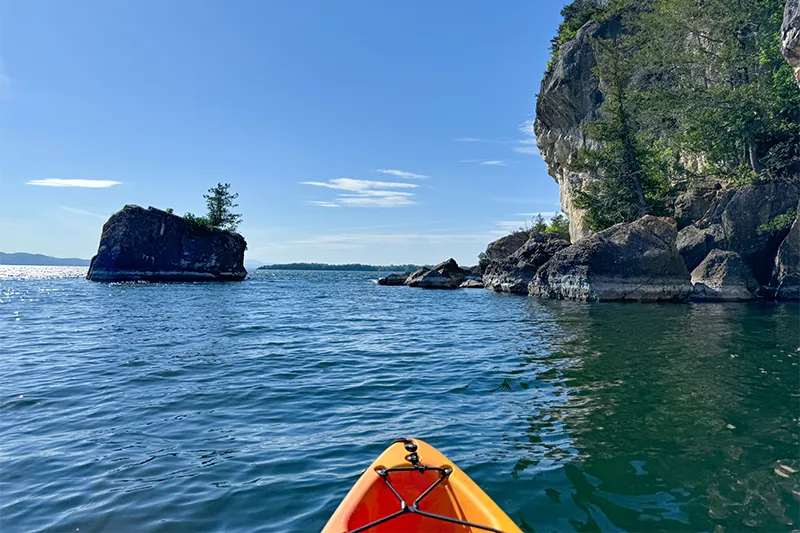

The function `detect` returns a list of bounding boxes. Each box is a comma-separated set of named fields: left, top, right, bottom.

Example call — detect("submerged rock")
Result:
left=406, top=259, right=466, bottom=289
left=377, top=272, right=410, bottom=286
left=773, top=203, right=800, bottom=300
left=484, top=233, right=570, bottom=294
left=87, top=205, right=247, bottom=282
left=530, top=216, right=692, bottom=302
left=690, top=250, right=759, bottom=301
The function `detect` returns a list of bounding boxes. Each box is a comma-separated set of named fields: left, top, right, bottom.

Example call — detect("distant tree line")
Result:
left=550, top=0, right=798, bottom=231
left=257, top=263, right=426, bottom=272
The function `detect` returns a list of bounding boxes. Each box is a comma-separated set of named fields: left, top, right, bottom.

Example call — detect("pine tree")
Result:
left=204, top=183, right=242, bottom=231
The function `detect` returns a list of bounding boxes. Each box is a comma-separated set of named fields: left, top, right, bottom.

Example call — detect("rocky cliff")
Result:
left=87, top=205, right=247, bottom=282
left=783, top=0, right=800, bottom=85
left=534, top=19, right=620, bottom=242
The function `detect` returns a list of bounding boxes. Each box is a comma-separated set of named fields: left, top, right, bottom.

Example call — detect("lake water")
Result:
left=1, top=266, right=798, bottom=533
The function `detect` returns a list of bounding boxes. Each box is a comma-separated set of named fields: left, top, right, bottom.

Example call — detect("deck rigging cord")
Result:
left=346, top=438, right=507, bottom=533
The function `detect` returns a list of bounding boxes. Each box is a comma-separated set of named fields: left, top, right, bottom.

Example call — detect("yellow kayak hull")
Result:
left=321, top=438, right=522, bottom=533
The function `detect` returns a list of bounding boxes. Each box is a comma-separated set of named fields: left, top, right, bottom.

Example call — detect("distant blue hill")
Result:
left=0, top=252, right=91, bottom=267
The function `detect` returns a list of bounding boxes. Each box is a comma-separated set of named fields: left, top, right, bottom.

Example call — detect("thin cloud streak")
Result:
left=454, top=137, right=515, bottom=144
left=264, top=230, right=507, bottom=250
left=58, top=206, right=108, bottom=219
left=27, top=178, right=121, bottom=188
left=302, top=178, right=419, bottom=208
left=375, top=169, right=429, bottom=179
left=301, top=178, right=418, bottom=191
left=460, top=159, right=508, bottom=166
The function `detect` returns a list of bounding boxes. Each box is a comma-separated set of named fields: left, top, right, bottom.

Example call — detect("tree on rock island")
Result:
left=204, top=183, right=242, bottom=231
left=184, top=183, right=243, bottom=232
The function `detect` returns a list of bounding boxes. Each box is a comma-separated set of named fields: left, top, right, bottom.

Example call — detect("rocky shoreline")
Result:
left=378, top=184, right=799, bottom=302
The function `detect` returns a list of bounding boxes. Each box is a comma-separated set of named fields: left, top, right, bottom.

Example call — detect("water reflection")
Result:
left=513, top=301, right=799, bottom=532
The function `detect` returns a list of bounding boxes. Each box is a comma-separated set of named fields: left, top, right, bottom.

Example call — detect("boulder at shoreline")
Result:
left=87, top=205, right=247, bottom=282
left=530, top=216, right=692, bottom=302
left=690, top=250, right=759, bottom=301
left=377, top=272, right=410, bottom=286
left=483, top=232, right=570, bottom=294
left=405, top=259, right=466, bottom=289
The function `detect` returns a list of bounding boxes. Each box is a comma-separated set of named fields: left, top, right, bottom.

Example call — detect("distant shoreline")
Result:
left=257, top=263, right=425, bottom=272
left=0, top=252, right=90, bottom=267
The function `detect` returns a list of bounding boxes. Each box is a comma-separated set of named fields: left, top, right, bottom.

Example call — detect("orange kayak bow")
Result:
left=321, top=438, right=522, bottom=533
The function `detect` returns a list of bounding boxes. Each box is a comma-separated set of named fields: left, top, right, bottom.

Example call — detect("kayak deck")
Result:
left=321, top=438, right=521, bottom=533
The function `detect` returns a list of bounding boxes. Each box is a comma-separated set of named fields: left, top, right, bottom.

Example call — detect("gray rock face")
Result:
left=484, top=233, right=571, bottom=294
left=377, top=272, right=410, bottom=286
left=534, top=18, right=621, bottom=241
left=783, top=0, right=800, bottom=86
left=673, top=187, right=717, bottom=229
left=677, top=224, right=725, bottom=272
left=774, top=202, right=800, bottom=300
left=718, top=181, right=800, bottom=284
left=484, top=231, right=530, bottom=262
left=405, top=259, right=466, bottom=289
left=87, top=205, right=247, bottom=282
left=690, top=250, right=759, bottom=301
left=459, top=279, right=486, bottom=289
left=676, top=181, right=800, bottom=282
left=530, top=216, right=692, bottom=302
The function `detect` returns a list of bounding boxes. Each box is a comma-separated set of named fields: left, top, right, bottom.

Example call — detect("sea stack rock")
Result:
left=87, top=205, right=247, bottom=282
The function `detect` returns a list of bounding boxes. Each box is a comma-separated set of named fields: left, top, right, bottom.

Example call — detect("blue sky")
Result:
left=1, top=0, right=564, bottom=265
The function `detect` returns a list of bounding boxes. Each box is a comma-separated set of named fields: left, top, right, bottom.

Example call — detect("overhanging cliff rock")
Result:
left=534, top=18, right=621, bottom=242
left=87, top=205, right=247, bottom=282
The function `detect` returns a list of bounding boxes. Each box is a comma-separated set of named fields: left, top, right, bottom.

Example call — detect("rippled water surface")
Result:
left=2, top=266, right=798, bottom=533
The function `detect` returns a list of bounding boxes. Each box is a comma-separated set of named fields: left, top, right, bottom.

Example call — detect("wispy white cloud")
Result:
left=495, top=221, right=525, bottom=232
left=302, top=178, right=419, bottom=208
left=27, top=178, right=121, bottom=188
left=513, top=145, right=540, bottom=155
left=457, top=119, right=541, bottom=157
left=514, top=119, right=540, bottom=156
left=454, top=137, right=515, bottom=144
left=57, top=206, right=108, bottom=219
left=518, top=212, right=559, bottom=219
left=309, top=201, right=340, bottom=208
left=338, top=194, right=416, bottom=207
left=519, top=119, right=536, bottom=137
left=263, top=230, right=506, bottom=251
left=374, top=169, right=429, bottom=179
left=302, top=178, right=418, bottom=191
left=460, top=159, right=508, bottom=166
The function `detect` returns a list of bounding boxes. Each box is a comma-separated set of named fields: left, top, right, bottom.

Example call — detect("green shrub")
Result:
left=547, top=213, right=570, bottom=234
left=183, top=212, right=214, bottom=232
left=757, top=208, right=797, bottom=235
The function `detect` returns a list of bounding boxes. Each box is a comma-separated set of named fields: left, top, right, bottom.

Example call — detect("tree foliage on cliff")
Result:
left=557, top=0, right=799, bottom=230
left=183, top=183, right=243, bottom=233
left=204, top=183, right=242, bottom=232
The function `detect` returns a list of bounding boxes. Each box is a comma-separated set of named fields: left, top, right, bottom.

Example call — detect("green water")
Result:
left=2, top=268, right=798, bottom=532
